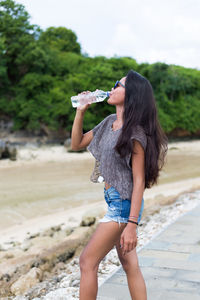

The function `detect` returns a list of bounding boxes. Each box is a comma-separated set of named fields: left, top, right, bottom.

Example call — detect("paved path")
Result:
left=97, top=204, right=200, bottom=300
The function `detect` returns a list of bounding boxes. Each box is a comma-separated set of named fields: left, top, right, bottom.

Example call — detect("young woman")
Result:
left=71, top=70, right=168, bottom=300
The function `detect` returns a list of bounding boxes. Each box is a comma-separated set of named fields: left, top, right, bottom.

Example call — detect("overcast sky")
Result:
left=17, top=0, right=200, bottom=70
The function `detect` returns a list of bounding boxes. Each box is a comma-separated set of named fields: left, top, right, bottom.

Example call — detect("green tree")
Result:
left=0, top=37, right=8, bottom=90
left=39, top=27, right=81, bottom=54
left=0, top=0, right=40, bottom=82
left=0, top=0, right=200, bottom=137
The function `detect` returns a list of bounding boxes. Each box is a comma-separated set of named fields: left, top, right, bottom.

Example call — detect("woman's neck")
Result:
left=115, top=105, right=124, bottom=126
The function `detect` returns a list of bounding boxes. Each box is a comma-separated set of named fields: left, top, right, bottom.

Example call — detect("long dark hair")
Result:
left=115, top=70, right=168, bottom=189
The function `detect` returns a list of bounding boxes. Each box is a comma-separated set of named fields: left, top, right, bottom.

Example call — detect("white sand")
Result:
left=0, top=145, right=92, bottom=169
left=0, top=200, right=106, bottom=246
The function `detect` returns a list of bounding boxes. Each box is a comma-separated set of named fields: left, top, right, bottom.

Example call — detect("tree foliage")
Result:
left=0, top=0, right=200, bottom=136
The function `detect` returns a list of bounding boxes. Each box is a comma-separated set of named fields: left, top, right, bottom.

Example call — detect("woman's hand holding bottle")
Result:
left=71, top=89, right=109, bottom=108
left=76, top=91, right=91, bottom=113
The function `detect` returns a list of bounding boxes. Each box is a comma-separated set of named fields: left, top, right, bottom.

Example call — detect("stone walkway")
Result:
left=97, top=204, right=200, bottom=300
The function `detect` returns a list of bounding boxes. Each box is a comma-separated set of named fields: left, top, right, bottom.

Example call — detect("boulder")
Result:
left=10, top=267, right=42, bottom=296
left=0, top=225, right=97, bottom=298
left=80, top=208, right=105, bottom=226
left=69, top=272, right=80, bottom=287
left=0, top=139, right=6, bottom=158
left=0, top=139, right=17, bottom=160
left=41, top=225, right=63, bottom=238
left=80, top=216, right=96, bottom=226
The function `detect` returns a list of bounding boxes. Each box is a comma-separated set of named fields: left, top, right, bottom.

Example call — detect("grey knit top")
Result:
left=87, top=114, right=147, bottom=200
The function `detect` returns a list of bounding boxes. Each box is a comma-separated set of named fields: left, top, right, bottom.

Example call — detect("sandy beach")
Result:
left=0, top=139, right=200, bottom=241
left=0, top=139, right=200, bottom=298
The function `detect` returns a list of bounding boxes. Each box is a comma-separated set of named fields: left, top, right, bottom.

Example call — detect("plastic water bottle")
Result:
left=71, top=90, right=110, bottom=108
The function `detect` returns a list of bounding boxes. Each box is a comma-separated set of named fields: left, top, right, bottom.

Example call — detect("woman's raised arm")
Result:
left=70, top=103, right=93, bottom=151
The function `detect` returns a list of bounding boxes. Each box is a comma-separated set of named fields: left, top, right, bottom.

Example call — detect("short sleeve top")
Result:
left=87, top=114, right=147, bottom=200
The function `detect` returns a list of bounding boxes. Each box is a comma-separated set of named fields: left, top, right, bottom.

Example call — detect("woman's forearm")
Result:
left=129, top=181, right=145, bottom=218
left=71, top=110, right=85, bottom=150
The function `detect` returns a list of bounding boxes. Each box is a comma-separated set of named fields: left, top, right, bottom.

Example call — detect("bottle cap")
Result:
left=107, top=92, right=110, bottom=97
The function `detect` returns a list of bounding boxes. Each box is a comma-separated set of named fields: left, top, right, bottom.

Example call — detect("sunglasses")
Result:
left=114, top=80, right=125, bottom=89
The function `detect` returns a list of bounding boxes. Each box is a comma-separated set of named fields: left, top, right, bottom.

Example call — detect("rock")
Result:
left=21, top=240, right=33, bottom=252
left=28, top=232, right=40, bottom=239
left=57, top=248, right=76, bottom=263
left=51, top=225, right=61, bottom=232
left=0, top=226, right=96, bottom=298
left=20, top=278, right=53, bottom=299
left=41, top=225, right=62, bottom=238
left=0, top=139, right=6, bottom=157
left=13, top=296, right=27, bottom=300
left=65, top=227, right=74, bottom=236
left=50, top=263, right=67, bottom=275
left=41, top=228, right=55, bottom=238
left=80, top=216, right=96, bottom=226
left=80, top=210, right=99, bottom=226
left=70, top=279, right=80, bottom=287
left=0, top=139, right=17, bottom=160
left=64, top=138, right=71, bottom=148
left=31, top=258, right=49, bottom=269
left=37, top=262, right=52, bottom=273
left=69, top=272, right=80, bottom=287
left=7, top=144, right=17, bottom=160
left=11, top=267, right=43, bottom=296
left=0, top=273, right=11, bottom=282
left=38, top=227, right=94, bottom=265
left=43, top=288, right=68, bottom=300
left=13, top=241, right=21, bottom=247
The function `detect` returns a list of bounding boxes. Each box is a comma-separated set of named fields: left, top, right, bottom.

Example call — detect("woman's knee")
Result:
left=79, top=251, right=99, bottom=273
left=121, top=253, right=140, bottom=274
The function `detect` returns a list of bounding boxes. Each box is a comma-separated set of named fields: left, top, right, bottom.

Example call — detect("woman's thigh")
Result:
left=115, top=237, right=139, bottom=271
left=80, top=221, right=127, bottom=270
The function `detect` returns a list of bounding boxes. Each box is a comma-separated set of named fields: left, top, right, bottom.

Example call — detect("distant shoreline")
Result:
left=0, top=135, right=199, bottom=146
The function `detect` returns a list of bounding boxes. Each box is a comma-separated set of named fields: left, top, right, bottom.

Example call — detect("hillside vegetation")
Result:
left=0, top=0, right=200, bottom=137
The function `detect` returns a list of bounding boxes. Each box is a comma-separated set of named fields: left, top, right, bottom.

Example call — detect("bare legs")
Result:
left=79, top=221, right=147, bottom=300
left=116, top=237, right=147, bottom=300
left=79, top=222, right=126, bottom=300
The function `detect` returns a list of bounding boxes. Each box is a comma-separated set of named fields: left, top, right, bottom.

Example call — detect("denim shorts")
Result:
left=99, top=186, right=144, bottom=228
